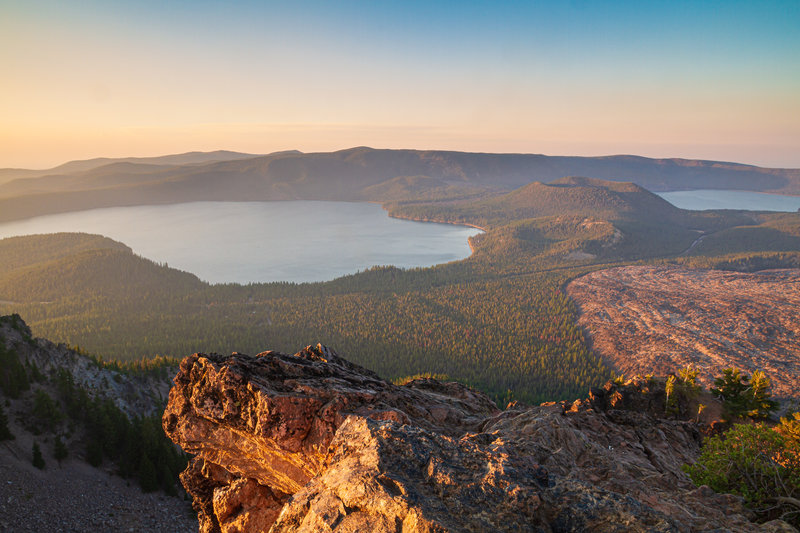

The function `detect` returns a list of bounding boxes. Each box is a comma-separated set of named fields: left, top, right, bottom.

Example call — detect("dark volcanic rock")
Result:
left=164, top=344, right=788, bottom=532
left=566, top=266, right=800, bottom=401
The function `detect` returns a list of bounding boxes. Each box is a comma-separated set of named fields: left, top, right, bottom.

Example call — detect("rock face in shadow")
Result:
left=163, top=345, right=785, bottom=532
left=566, top=266, right=800, bottom=401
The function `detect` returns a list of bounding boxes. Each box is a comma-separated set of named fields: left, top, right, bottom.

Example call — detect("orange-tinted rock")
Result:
left=163, top=344, right=499, bottom=531
left=164, top=344, right=787, bottom=532
left=213, top=476, right=283, bottom=533
left=567, top=265, right=800, bottom=401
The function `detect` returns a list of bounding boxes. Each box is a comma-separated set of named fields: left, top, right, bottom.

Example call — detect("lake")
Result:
left=657, top=190, right=800, bottom=211
left=0, top=201, right=482, bottom=284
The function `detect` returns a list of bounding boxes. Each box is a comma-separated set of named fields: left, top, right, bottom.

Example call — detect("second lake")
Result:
left=656, top=189, right=800, bottom=212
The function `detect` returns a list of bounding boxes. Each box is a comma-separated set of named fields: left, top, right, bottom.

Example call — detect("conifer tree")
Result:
left=86, top=439, right=103, bottom=467
left=54, top=436, right=68, bottom=464
left=161, top=463, right=177, bottom=496
left=677, top=366, right=700, bottom=396
left=32, top=441, right=45, bottom=469
left=0, top=345, right=29, bottom=399
left=0, top=403, right=13, bottom=441
left=138, top=454, right=158, bottom=493
left=665, top=375, right=677, bottom=414
left=711, top=368, right=750, bottom=419
left=32, top=389, right=62, bottom=429
left=748, top=370, right=778, bottom=420
left=712, top=368, right=779, bottom=421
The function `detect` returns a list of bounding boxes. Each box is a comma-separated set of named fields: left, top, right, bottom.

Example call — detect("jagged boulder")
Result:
left=164, top=345, right=790, bottom=532
left=162, top=344, right=499, bottom=532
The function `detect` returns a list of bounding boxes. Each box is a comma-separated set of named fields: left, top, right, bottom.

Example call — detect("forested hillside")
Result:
left=2, top=178, right=800, bottom=405
left=0, top=233, right=607, bottom=404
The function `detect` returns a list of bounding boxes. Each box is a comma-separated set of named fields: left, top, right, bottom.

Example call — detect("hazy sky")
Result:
left=2, top=0, right=799, bottom=169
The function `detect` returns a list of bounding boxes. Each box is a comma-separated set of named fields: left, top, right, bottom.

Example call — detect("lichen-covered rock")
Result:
left=164, top=345, right=789, bottom=532
left=272, top=415, right=549, bottom=532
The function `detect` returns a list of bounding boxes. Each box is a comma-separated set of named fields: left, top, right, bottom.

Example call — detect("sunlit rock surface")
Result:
left=164, top=345, right=787, bottom=532
left=567, top=265, right=800, bottom=401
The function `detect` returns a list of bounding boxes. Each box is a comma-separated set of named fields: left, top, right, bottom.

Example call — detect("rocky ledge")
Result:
left=163, top=345, right=791, bottom=532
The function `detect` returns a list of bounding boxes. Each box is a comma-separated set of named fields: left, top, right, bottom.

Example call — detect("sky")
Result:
left=1, top=0, right=799, bottom=169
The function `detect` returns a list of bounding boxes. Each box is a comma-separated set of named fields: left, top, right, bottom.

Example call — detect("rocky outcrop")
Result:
left=566, top=266, right=800, bottom=401
left=163, top=344, right=498, bottom=532
left=164, top=344, right=794, bottom=532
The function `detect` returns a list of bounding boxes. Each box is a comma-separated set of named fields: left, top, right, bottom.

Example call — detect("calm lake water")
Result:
left=0, top=201, right=482, bottom=284
left=657, top=190, right=800, bottom=212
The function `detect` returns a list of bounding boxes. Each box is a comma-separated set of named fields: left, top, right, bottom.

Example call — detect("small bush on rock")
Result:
left=684, top=423, right=800, bottom=526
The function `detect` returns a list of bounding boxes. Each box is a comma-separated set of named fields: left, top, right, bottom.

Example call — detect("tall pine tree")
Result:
left=0, top=403, right=13, bottom=441
left=748, top=370, right=778, bottom=420
left=32, top=441, right=45, bottom=469
left=711, top=368, right=750, bottom=419
left=138, top=454, right=158, bottom=493
left=54, top=436, right=68, bottom=465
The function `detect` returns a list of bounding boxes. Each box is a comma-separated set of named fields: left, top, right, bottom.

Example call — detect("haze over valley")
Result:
left=2, top=150, right=800, bottom=403
left=2, top=1, right=800, bottom=531
left=3, top=138, right=800, bottom=533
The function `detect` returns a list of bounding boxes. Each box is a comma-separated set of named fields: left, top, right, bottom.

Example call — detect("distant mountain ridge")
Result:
left=0, top=150, right=262, bottom=182
left=0, top=147, right=798, bottom=223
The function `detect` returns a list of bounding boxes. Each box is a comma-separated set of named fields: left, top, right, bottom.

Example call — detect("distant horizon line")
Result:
left=3, top=146, right=799, bottom=173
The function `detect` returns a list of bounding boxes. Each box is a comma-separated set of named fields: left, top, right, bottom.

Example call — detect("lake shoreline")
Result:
left=383, top=211, right=488, bottom=232
left=0, top=200, right=481, bottom=284
left=382, top=211, right=486, bottom=254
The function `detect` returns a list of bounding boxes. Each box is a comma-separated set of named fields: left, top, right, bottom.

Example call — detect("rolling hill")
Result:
left=390, top=176, right=689, bottom=227
left=0, top=233, right=204, bottom=303
left=1, top=147, right=799, bottom=223
left=389, top=177, right=758, bottom=265
left=3, top=173, right=800, bottom=405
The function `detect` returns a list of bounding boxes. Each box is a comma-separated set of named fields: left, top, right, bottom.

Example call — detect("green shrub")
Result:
left=780, top=412, right=800, bottom=442
left=684, top=423, right=800, bottom=526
